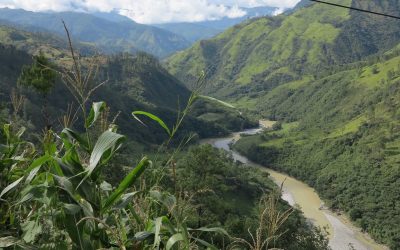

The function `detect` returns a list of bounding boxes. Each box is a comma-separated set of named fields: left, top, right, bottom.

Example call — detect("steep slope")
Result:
left=0, top=24, right=95, bottom=57
left=0, top=8, right=190, bottom=57
left=0, top=27, right=254, bottom=146
left=233, top=47, right=400, bottom=248
left=167, top=0, right=400, bottom=247
left=166, top=0, right=400, bottom=102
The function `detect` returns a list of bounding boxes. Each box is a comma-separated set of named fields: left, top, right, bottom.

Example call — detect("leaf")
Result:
left=100, top=181, right=112, bottom=191
left=153, top=217, right=163, bottom=249
left=192, top=237, right=218, bottom=250
left=199, top=95, right=236, bottom=109
left=61, top=128, right=90, bottom=152
left=25, top=154, right=52, bottom=184
left=190, top=227, right=229, bottom=236
left=22, top=220, right=42, bottom=243
left=0, top=236, right=19, bottom=247
left=88, top=131, right=125, bottom=175
left=16, top=126, right=26, bottom=139
left=53, top=175, right=75, bottom=196
left=79, top=198, right=94, bottom=217
left=78, top=131, right=125, bottom=187
left=166, top=233, right=185, bottom=250
left=132, top=111, right=171, bottom=136
left=3, top=124, right=10, bottom=141
left=85, top=101, right=106, bottom=128
left=64, top=203, right=81, bottom=215
left=102, top=158, right=150, bottom=211
left=0, top=177, right=23, bottom=198
left=114, top=191, right=140, bottom=209
left=150, top=190, right=176, bottom=211
left=133, top=231, right=153, bottom=241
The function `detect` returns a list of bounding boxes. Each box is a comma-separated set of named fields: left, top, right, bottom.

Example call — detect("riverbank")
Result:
left=201, top=127, right=387, bottom=250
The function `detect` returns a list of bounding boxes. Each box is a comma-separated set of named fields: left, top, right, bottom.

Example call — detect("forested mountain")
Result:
left=166, top=0, right=400, bottom=101
left=166, top=0, right=400, bottom=248
left=155, top=6, right=278, bottom=42
left=0, top=26, right=255, bottom=147
left=234, top=47, right=400, bottom=248
left=0, top=8, right=190, bottom=57
left=0, top=24, right=96, bottom=57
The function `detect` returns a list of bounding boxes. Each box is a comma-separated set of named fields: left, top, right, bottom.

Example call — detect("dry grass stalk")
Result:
left=59, top=20, right=108, bottom=117
left=59, top=103, right=78, bottom=129
left=10, top=88, right=25, bottom=117
left=230, top=189, right=293, bottom=250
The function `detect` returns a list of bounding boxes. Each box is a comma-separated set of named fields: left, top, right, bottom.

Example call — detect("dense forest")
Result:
left=233, top=48, right=400, bottom=248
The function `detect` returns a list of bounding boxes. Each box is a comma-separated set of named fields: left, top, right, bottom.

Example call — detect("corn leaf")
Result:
left=61, top=128, right=90, bottom=152
left=0, top=236, right=19, bottom=247
left=132, top=111, right=171, bottom=136
left=102, top=157, right=150, bottom=211
left=0, top=177, right=23, bottom=198
left=85, top=101, right=106, bottom=128
left=199, top=95, right=236, bottom=109
left=166, top=233, right=185, bottom=250
left=80, top=130, right=125, bottom=186
left=153, top=217, right=163, bottom=249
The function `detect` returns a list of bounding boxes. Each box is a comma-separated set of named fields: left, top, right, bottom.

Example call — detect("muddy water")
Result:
left=201, top=128, right=386, bottom=250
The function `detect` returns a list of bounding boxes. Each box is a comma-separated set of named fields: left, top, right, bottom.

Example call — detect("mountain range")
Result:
left=166, top=0, right=400, bottom=101
left=0, top=6, right=282, bottom=57
left=0, top=25, right=254, bottom=149
left=0, top=8, right=190, bottom=58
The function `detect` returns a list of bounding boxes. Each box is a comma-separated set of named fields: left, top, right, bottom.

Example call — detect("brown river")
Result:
left=201, top=126, right=387, bottom=250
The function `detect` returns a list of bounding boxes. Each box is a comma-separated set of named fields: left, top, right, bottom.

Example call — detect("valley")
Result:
left=202, top=125, right=387, bottom=250
left=1, top=0, right=400, bottom=249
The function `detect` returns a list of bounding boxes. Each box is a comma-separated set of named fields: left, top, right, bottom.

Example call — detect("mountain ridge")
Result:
left=0, top=8, right=190, bottom=57
left=165, top=0, right=400, bottom=102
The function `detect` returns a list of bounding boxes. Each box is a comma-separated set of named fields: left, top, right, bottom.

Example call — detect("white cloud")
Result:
left=118, top=1, right=247, bottom=24
left=0, top=0, right=300, bottom=23
left=214, top=0, right=299, bottom=8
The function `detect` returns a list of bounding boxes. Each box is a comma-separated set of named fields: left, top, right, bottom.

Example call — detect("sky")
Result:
left=0, top=0, right=301, bottom=24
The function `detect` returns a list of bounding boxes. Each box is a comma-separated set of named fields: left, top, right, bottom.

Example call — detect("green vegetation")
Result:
left=167, top=1, right=400, bottom=247
left=0, top=29, right=253, bottom=148
left=0, top=25, right=95, bottom=58
left=234, top=51, right=400, bottom=248
left=0, top=27, right=330, bottom=249
left=166, top=0, right=400, bottom=104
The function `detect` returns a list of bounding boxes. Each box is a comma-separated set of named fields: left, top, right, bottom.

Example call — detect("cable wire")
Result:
left=309, top=0, right=400, bottom=20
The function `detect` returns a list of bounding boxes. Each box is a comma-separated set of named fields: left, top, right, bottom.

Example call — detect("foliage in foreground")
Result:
left=0, top=24, right=330, bottom=249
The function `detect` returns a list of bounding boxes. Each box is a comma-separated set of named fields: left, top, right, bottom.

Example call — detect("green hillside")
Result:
left=0, top=24, right=95, bottom=58
left=233, top=44, right=400, bottom=248
left=0, top=27, right=254, bottom=147
left=0, top=8, right=190, bottom=58
left=166, top=0, right=400, bottom=102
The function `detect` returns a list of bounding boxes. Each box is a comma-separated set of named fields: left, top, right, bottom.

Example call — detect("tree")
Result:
left=18, top=53, right=57, bottom=128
